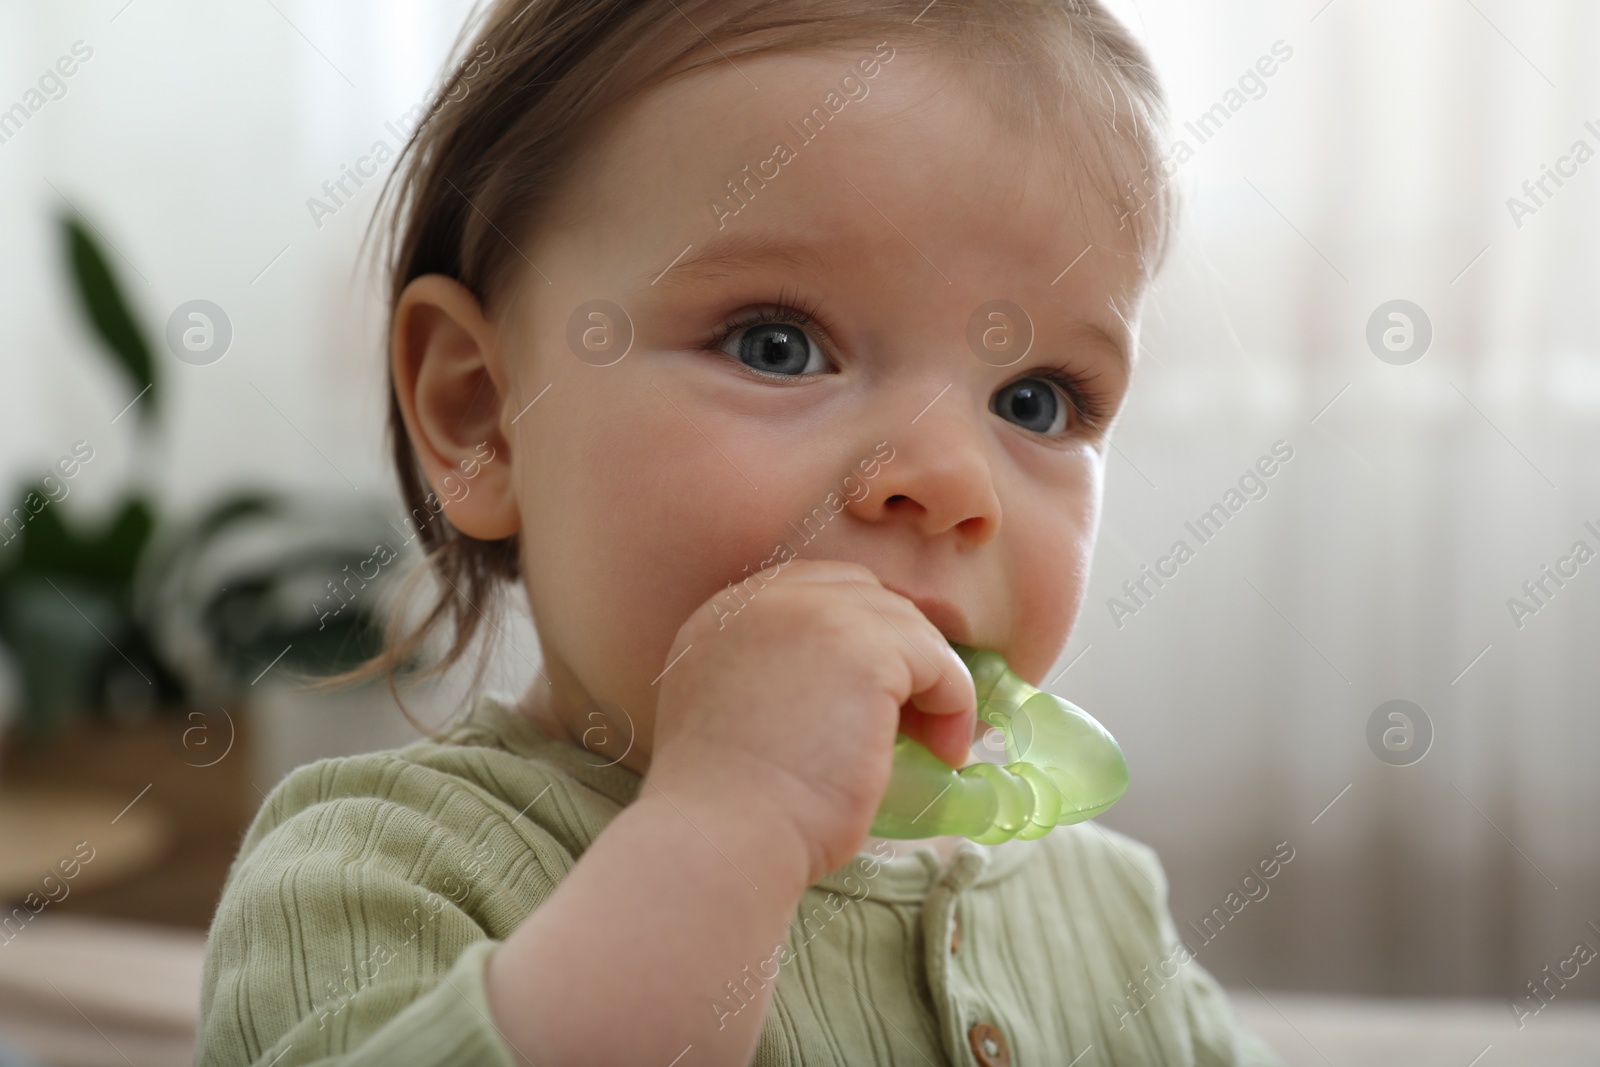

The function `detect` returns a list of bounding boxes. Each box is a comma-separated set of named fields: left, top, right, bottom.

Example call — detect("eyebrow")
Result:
left=1060, top=320, right=1132, bottom=377
left=653, top=232, right=1132, bottom=374
left=651, top=232, right=833, bottom=287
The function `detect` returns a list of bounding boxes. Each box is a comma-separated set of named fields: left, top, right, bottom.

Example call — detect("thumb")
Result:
left=897, top=700, right=978, bottom=771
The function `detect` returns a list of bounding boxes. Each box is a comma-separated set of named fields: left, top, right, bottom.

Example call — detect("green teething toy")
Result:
left=869, top=643, right=1129, bottom=843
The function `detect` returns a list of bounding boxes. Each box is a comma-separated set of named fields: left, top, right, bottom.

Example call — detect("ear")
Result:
left=391, top=274, right=519, bottom=540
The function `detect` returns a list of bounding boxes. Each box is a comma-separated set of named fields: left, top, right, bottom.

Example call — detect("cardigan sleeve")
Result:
left=194, top=755, right=574, bottom=1067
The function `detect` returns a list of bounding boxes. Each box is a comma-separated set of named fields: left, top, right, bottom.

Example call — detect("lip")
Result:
left=878, top=582, right=973, bottom=647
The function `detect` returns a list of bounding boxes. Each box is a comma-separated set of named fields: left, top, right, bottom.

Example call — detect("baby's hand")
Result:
left=646, top=559, right=977, bottom=887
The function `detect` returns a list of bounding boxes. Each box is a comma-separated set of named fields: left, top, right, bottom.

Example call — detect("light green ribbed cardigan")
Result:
left=195, top=694, right=1285, bottom=1066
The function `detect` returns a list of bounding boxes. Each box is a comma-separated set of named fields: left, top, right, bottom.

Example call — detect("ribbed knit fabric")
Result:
left=195, top=694, right=1285, bottom=1066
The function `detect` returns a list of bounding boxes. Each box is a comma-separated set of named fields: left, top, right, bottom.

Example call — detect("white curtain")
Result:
left=2, top=0, right=1596, bottom=1000
left=1088, top=0, right=1600, bottom=998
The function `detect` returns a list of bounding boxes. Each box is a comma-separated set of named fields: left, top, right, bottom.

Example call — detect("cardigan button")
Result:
left=950, top=912, right=961, bottom=954
left=967, top=1021, right=1011, bottom=1067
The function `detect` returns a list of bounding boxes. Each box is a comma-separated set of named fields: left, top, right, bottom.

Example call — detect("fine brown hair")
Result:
left=350, top=0, right=1177, bottom=707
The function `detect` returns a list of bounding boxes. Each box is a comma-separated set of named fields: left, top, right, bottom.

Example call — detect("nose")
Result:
left=845, top=386, right=1002, bottom=546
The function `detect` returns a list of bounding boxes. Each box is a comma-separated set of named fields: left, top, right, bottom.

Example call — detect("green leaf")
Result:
left=0, top=572, right=186, bottom=739
left=62, top=213, right=156, bottom=421
left=0, top=489, right=154, bottom=585
left=0, top=576, right=119, bottom=738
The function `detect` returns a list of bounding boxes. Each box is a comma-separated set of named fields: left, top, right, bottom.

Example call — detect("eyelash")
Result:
left=703, top=284, right=839, bottom=360
left=703, top=291, right=1111, bottom=434
left=1023, top=364, right=1111, bottom=431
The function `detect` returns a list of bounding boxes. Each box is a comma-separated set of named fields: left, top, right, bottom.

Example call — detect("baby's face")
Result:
left=493, top=46, right=1147, bottom=759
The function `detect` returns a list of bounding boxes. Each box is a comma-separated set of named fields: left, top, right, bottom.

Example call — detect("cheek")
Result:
left=515, top=362, right=830, bottom=709
left=1005, top=454, right=1101, bottom=681
left=518, top=383, right=696, bottom=671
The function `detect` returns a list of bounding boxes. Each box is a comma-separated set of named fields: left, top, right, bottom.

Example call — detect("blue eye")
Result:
left=993, top=377, right=1066, bottom=435
left=705, top=298, right=1106, bottom=437
left=727, top=320, right=828, bottom=377
left=709, top=298, right=835, bottom=380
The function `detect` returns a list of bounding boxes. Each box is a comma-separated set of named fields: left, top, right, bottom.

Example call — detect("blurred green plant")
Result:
left=0, top=213, right=399, bottom=742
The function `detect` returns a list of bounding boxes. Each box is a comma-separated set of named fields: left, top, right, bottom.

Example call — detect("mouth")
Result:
left=877, top=582, right=973, bottom=647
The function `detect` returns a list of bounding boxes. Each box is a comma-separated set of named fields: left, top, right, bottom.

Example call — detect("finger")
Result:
left=905, top=638, right=975, bottom=719
left=851, top=583, right=974, bottom=719
left=828, top=569, right=975, bottom=759
left=898, top=701, right=978, bottom=771
left=900, top=634, right=976, bottom=771
left=828, top=569, right=972, bottom=719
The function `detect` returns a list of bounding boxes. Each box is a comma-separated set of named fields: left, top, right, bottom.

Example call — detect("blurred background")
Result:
left=0, top=0, right=1596, bottom=1064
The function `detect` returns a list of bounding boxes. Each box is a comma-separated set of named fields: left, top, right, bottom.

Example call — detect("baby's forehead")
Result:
left=541, top=47, right=1145, bottom=297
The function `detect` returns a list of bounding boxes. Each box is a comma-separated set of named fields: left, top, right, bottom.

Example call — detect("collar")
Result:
left=468, top=692, right=645, bottom=807
left=813, top=833, right=1043, bottom=903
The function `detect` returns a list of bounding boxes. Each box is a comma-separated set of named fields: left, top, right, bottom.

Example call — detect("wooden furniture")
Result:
left=0, top=712, right=255, bottom=1065
left=0, top=710, right=256, bottom=930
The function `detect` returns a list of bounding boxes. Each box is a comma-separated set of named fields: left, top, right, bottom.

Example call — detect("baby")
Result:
left=196, top=1, right=1286, bottom=1064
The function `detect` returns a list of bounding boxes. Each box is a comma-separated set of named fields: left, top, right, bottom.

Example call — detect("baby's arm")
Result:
left=196, top=759, right=557, bottom=1067
left=485, top=777, right=812, bottom=1065
left=196, top=753, right=810, bottom=1067
left=489, top=558, right=975, bottom=1064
